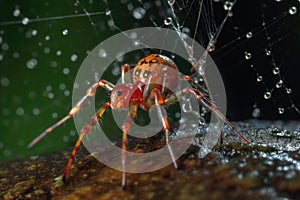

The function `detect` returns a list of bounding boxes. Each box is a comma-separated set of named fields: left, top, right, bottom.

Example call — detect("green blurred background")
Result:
left=0, top=0, right=163, bottom=162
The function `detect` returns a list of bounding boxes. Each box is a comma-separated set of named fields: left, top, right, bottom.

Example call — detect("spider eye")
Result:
left=143, top=70, right=151, bottom=78
left=135, top=68, right=142, bottom=76
left=117, top=90, right=122, bottom=96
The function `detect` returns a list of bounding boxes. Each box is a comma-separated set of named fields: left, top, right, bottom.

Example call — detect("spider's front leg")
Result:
left=120, top=105, right=138, bottom=189
left=62, top=102, right=111, bottom=182
left=28, top=79, right=115, bottom=148
left=151, top=88, right=178, bottom=169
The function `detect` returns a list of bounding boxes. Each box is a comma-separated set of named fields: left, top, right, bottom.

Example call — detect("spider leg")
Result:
left=28, top=80, right=115, bottom=148
left=190, top=50, right=209, bottom=73
left=62, top=101, right=111, bottom=183
left=181, top=74, right=209, bottom=97
left=121, top=105, right=138, bottom=189
left=151, top=88, right=178, bottom=169
left=121, top=64, right=134, bottom=84
left=164, top=88, right=250, bottom=144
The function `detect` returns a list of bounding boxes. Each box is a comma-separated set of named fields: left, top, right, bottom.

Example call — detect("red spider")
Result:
left=28, top=54, right=250, bottom=188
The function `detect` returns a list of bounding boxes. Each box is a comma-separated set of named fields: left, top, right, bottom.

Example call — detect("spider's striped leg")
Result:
left=62, top=101, right=111, bottom=183
left=181, top=74, right=209, bottom=97
left=164, top=88, right=250, bottom=144
left=151, top=88, right=178, bottom=169
left=197, top=92, right=250, bottom=144
left=28, top=80, right=115, bottom=149
left=121, top=105, right=138, bottom=189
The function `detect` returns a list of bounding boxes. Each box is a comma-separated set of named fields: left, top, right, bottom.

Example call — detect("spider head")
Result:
left=110, top=83, right=142, bottom=110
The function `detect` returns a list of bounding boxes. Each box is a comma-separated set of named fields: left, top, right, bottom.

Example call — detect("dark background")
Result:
left=182, top=0, right=300, bottom=120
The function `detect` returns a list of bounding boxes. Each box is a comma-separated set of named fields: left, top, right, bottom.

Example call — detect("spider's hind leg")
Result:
left=164, top=88, right=250, bottom=145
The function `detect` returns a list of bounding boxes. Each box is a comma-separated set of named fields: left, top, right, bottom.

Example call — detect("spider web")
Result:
left=0, top=0, right=299, bottom=161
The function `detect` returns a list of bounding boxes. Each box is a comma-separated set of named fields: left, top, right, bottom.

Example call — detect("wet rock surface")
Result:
left=1, top=120, right=300, bottom=200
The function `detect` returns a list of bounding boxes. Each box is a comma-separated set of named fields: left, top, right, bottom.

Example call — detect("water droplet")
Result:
left=26, top=58, right=38, bottom=69
left=59, top=83, right=66, bottom=90
left=105, top=9, right=111, bottom=15
left=74, top=83, right=79, bottom=89
left=62, top=29, right=69, bottom=35
left=32, top=30, right=38, bottom=36
left=63, top=136, right=69, bottom=142
left=182, top=27, right=191, bottom=36
left=134, top=40, right=140, bottom=46
left=272, top=67, right=280, bottom=74
left=48, top=92, right=54, bottom=99
left=116, top=52, right=124, bottom=62
left=111, top=66, right=120, bottom=76
left=130, top=32, right=137, bottom=39
left=168, top=0, right=175, bottom=5
left=33, top=108, right=40, bottom=115
left=264, top=92, right=271, bottom=99
left=46, top=85, right=52, bottom=92
left=2, top=43, right=9, bottom=50
left=56, top=50, right=62, bottom=56
left=4, top=149, right=11, bottom=157
left=63, top=67, right=70, bottom=75
left=164, top=17, right=172, bottom=25
left=52, top=112, right=58, bottom=118
left=1, top=77, right=10, bottom=87
left=2, top=108, right=10, bottom=116
left=257, top=75, right=263, bottom=82
left=13, top=9, right=20, bottom=17
left=44, top=47, right=50, bottom=54
left=99, top=49, right=107, bottom=57
left=64, top=90, right=70, bottom=96
left=224, top=1, right=233, bottom=11
left=265, top=49, right=271, bottom=56
left=107, top=19, right=115, bottom=28
left=289, top=6, right=297, bottom=15
left=276, top=80, right=283, bottom=88
left=16, top=107, right=24, bottom=116
left=28, top=91, right=37, bottom=99
left=0, top=36, right=2, bottom=44
left=252, top=107, right=261, bottom=118
left=22, top=17, right=29, bottom=25
left=25, top=30, right=33, bottom=38
left=70, top=54, right=78, bottom=62
left=51, top=61, right=57, bottom=68
left=278, top=107, right=285, bottom=114
left=182, top=99, right=192, bottom=112
left=244, top=52, right=252, bottom=60
left=246, top=32, right=252, bottom=38
left=13, top=52, right=19, bottom=58
left=208, top=41, right=216, bottom=52
left=127, top=3, right=133, bottom=11
left=132, top=7, right=146, bottom=19
left=45, top=35, right=50, bottom=40
left=286, top=88, right=292, bottom=94
left=70, top=130, right=76, bottom=136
